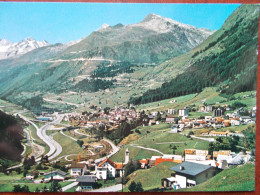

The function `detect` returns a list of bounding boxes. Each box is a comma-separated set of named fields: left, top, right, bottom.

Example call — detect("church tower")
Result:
left=124, top=148, right=130, bottom=164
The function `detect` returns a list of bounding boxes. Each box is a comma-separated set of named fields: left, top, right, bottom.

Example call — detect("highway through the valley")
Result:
left=19, top=114, right=63, bottom=161
left=23, top=128, right=44, bottom=159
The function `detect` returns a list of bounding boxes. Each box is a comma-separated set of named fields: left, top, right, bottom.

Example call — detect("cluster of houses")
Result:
left=161, top=149, right=252, bottom=190
left=62, top=106, right=140, bottom=131
left=139, top=154, right=183, bottom=169
left=26, top=149, right=130, bottom=192
left=168, top=111, right=255, bottom=134
left=25, top=147, right=251, bottom=191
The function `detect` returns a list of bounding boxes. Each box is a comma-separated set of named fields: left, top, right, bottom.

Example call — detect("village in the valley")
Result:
left=0, top=4, right=258, bottom=192
left=0, top=90, right=256, bottom=192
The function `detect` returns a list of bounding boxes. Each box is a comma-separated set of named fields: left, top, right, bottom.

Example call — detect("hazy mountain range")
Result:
left=0, top=5, right=258, bottom=111
left=0, top=37, right=49, bottom=60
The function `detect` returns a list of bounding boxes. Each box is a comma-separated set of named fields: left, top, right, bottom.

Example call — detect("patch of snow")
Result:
left=0, top=37, right=50, bottom=60
left=96, top=23, right=110, bottom=31
left=129, top=13, right=213, bottom=37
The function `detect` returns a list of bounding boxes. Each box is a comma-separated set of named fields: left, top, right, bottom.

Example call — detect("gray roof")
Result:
left=76, top=175, right=97, bottom=183
left=241, top=116, right=251, bottom=119
left=44, top=169, right=66, bottom=176
left=169, top=161, right=213, bottom=176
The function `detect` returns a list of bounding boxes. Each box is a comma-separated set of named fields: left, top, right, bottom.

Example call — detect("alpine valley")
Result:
left=0, top=5, right=258, bottom=113
left=0, top=4, right=258, bottom=193
left=0, top=12, right=214, bottom=112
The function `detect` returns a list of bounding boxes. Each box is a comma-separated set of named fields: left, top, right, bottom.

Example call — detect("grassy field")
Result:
left=135, top=88, right=256, bottom=113
left=124, top=161, right=178, bottom=191
left=34, top=121, right=46, bottom=128
left=0, top=99, right=24, bottom=114
left=182, top=163, right=255, bottom=192
left=110, top=124, right=209, bottom=161
left=214, top=124, right=255, bottom=133
left=64, top=186, right=77, bottom=192
left=136, top=93, right=196, bottom=112
left=22, top=144, right=32, bottom=158
left=110, top=146, right=161, bottom=162
left=28, top=125, right=49, bottom=155
left=52, top=131, right=83, bottom=159
left=0, top=176, right=72, bottom=192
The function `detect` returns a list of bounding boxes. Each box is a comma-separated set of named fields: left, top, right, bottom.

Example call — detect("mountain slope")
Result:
left=0, top=14, right=213, bottom=109
left=129, top=4, right=259, bottom=105
left=183, top=163, right=255, bottom=191
left=0, top=37, right=49, bottom=60
left=63, top=13, right=212, bottom=65
left=0, top=111, right=24, bottom=161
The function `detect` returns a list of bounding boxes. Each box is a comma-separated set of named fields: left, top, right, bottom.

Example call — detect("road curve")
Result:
left=91, top=184, right=123, bottom=192
left=95, top=138, right=119, bottom=164
left=19, top=114, right=63, bottom=161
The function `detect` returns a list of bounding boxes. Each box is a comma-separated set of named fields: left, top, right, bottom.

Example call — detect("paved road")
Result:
left=130, top=144, right=164, bottom=155
left=95, top=138, right=119, bottom=164
left=24, top=128, right=44, bottom=159
left=74, top=129, right=92, bottom=137
left=62, top=182, right=78, bottom=192
left=91, top=184, right=122, bottom=192
left=43, top=98, right=79, bottom=108
left=156, top=141, right=185, bottom=144
left=19, top=114, right=63, bottom=161
left=60, top=130, right=77, bottom=141
left=191, top=135, right=215, bottom=142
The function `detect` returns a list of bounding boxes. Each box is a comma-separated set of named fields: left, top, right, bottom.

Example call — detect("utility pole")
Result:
left=51, top=168, right=53, bottom=182
left=122, top=159, right=124, bottom=192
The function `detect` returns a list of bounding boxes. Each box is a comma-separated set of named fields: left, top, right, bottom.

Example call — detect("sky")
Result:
left=0, top=3, right=240, bottom=44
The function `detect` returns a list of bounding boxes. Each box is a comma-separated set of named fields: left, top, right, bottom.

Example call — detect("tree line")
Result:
left=128, top=12, right=258, bottom=105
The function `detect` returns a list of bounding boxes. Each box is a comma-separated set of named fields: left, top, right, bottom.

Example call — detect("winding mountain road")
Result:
left=74, top=129, right=92, bottom=137
left=130, top=144, right=164, bottom=155
left=60, top=130, right=77, bottom=141
left=19, top=114, right=63, bottom=161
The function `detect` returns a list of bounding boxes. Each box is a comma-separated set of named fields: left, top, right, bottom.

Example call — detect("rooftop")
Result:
left=44, top=169, right=66, bottom=176
left=71, top=163, right=86, bottom=169
left=97, top=158, right=116, bottom=168
left=76, top=175, right=97, bottom=183
left=169, top=161, right=213, bottom=176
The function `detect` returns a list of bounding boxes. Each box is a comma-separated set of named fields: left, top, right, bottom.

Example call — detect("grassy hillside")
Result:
left=136, top=87, right=256, bottom=113
left=124, top=161, right=177, bottom=191
left=0, top=13, right=213, bottom=112
left=182, top=163, right=255, bottom=191
left=129, top=4, right=259, bottom=105
left=0, top=111, right=24, bottom=162
left=110, top=123, right=209, bottom=162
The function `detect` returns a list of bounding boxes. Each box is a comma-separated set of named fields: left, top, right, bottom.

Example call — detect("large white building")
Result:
left=95, top=149, right=129, bottom=180
left=95, top=158, right=123, bottom=180
left=167, top=162, right=221, bottom=189
left=70, top=163, right=87, bottom=177
left=179, top=109, right=189, bottom=117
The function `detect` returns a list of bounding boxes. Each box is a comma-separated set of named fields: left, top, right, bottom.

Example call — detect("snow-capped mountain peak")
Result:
left=0, top=39, right=12, bottom=46
left=0, top=37, right=50, bottom=60
left=96, top=23, right=110, bottom=31
left=131, top=13, right=212, bottom=37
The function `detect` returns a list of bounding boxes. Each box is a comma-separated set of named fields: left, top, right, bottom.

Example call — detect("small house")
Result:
left=179, top=109, right=189, bottom=117
left=95, top=158, right=124, bottom=180
left=76, top=175, right=97, bottom=192
left=44, top=170, right=67, bottom=182
left=239, top=116, right=251, bottom=124
left=166, top=115, right=178, bottom=123
left=171, top=124, right=179, bottom=133
left=70, top=163, right=87, bottom=177
left=231, top=119, right=240, bottom=126
left=185, top=149, right=208, bottom=161
left=168, top=161, right=221, bottom=188
left=139, top=159, right=150, bottom=169
left=213, top=108, right=224, bottom=117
